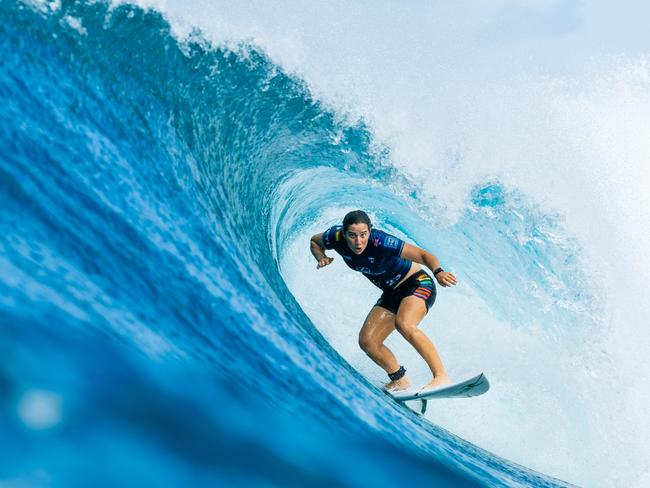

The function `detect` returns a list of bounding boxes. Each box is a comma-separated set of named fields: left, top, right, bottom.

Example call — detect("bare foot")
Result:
left=383, top=375, right=412, bottom=392
left=421, top=374, right=452, bottom=391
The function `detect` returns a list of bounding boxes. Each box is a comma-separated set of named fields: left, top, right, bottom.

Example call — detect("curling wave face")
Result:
left=0, top=1, right=638, bottom=487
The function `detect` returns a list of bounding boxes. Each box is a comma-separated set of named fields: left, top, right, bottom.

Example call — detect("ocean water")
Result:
left=2, top=1, right=649, bottom=487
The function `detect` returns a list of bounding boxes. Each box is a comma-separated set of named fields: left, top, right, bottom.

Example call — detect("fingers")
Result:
left=437, top=271, right=457, bottom=287
left=316, top=257, right=334, bottom=269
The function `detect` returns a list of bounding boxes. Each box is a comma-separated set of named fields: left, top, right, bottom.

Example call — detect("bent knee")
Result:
left=394, top=318, right=418, bottom=339
left=358, top=333, right=380, bottom=354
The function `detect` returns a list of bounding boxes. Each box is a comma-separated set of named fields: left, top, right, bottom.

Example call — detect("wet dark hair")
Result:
left=342, top=210, right=372, bottom=233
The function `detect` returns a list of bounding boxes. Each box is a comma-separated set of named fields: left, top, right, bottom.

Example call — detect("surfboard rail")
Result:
left=388, top=373, right=490, bottom=414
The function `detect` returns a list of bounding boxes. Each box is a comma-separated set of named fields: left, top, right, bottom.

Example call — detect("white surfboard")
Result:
left=389, top=373, right=489, bottom=414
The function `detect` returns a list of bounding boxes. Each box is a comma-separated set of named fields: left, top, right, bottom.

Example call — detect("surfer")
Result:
left=310, top=210, right=457, bottom=392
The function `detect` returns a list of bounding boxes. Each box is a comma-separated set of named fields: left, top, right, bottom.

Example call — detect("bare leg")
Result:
left=396, top=296, right=451, bottom=389
left=358, top=306, right=411, bottom=391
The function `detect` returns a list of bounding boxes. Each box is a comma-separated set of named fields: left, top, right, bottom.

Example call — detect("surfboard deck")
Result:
left=388, top=373, right=489, bottom=414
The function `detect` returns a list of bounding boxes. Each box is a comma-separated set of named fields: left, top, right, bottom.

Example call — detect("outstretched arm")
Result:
left=310, top=233, right=334, bottom=269
left=400, top=243, right=457, bottom=287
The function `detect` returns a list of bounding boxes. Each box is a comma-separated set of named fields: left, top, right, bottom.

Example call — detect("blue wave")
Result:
left=0, top=1, right=582, bottom=486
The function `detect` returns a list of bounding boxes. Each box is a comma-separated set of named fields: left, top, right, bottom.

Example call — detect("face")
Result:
left=345, top=223, right=370, bottom=255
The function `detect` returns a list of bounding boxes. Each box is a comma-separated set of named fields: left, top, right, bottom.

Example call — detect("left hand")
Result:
left=435, top=271, right=457, bottom=287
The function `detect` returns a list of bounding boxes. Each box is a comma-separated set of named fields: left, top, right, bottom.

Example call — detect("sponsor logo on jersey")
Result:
left=356, top=267, right=374, bottom=274
left=386, top=274, right=402, bottom=287
left=384, top=236, right=399, bottom=249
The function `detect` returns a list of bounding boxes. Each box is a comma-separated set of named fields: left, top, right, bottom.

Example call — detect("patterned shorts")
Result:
left=375, top=270, right=436, bottom=314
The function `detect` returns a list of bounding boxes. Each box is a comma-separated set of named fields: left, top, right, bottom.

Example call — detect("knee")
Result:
left=358, top=332, right=379, bottom=355
left=395, top=317, right=418, bottom=341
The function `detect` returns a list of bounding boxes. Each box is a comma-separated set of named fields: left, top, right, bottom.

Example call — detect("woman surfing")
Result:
left=310, top=210, right=457, bottom=392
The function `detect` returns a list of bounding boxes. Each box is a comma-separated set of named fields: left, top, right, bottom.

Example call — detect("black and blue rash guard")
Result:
left=322, top=225, right=412, bottom=291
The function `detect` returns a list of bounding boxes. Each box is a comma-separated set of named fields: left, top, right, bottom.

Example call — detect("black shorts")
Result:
left=375, top=270, right=437, bottom=314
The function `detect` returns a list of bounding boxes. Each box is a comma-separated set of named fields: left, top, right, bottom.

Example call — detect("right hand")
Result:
left=316, top=256, right=334, bottom=269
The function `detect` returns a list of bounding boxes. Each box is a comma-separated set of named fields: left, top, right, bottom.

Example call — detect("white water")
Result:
left=130, top=2, right=650, bottom=486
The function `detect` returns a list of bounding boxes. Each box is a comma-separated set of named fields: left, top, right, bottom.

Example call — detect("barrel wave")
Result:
left=0, top=1, right=628, bottom=487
